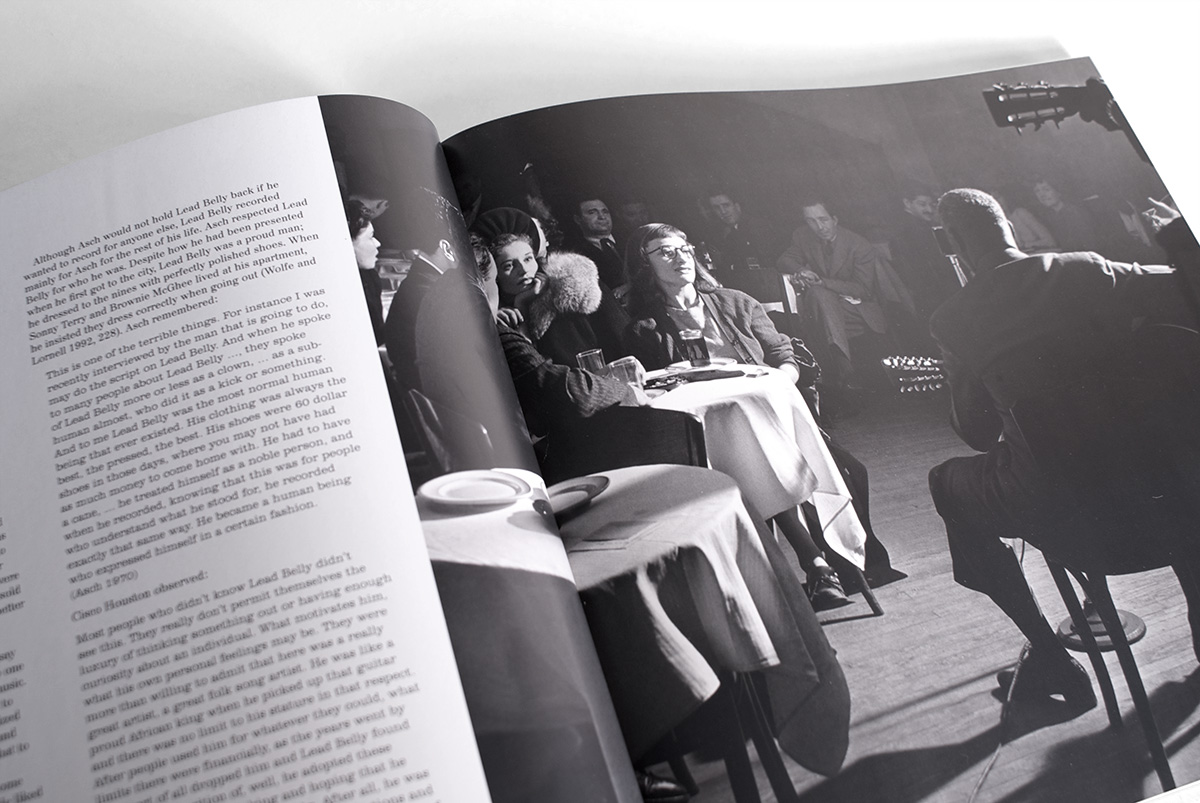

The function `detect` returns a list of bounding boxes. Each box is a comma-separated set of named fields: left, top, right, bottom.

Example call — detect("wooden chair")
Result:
left=1008, top=324, right=1200, bottom=792
left=801, top=502, right=884, bottom=617
left=715, top=266, right=796, bottom=315
left=643, top=672, right=802, bottom=803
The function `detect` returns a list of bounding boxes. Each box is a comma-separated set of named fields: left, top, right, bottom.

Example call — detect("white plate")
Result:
left=546, top=475, right=610, bottom=519
left=666, top=357, right=736, bottom=372
left=417, top=470, right=533, bottom=510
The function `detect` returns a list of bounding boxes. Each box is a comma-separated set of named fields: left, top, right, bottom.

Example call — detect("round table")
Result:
left=561, top=464, right=850, bottom=776
left=648, top=363, right=868, bottom=567
left=419, top=469, right=641, bottom=803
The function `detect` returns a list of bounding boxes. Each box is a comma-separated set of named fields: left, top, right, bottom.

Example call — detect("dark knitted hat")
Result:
left=472, top=207, right=543, bottom=255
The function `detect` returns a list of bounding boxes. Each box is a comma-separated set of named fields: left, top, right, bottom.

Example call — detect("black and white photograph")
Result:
left=435, top=57, right=1200, bottom=802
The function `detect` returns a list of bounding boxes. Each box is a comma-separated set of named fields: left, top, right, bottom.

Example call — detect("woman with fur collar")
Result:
left=490, top=232, right=629, bottom=367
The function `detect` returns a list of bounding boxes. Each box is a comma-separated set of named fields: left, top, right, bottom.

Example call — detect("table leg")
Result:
left=712, top=679, right=763, bottom=803
left=737, top=673, right=801, bottom=803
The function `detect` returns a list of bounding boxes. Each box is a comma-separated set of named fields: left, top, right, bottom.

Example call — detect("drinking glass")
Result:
left=606, top=356, right=642, bottom=390
left=678, top=330, right=710, bottom=367
left=576, top=349, right=607, bottom=374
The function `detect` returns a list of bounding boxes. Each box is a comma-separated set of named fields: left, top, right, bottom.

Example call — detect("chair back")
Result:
left=404, top=388, right=496, bottom=475
left=715, top=267, right=795, bottom=313
left=539, top=406, right=707, bottom=485
left=1008, top=324, right=1200, bottom=573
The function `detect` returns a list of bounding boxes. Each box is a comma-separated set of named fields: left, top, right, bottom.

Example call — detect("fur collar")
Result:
left=526, top=251, right=602, bottom=341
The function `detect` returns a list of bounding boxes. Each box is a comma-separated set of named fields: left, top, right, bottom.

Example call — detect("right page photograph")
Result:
left=441, top=56, right=1200, bottom=802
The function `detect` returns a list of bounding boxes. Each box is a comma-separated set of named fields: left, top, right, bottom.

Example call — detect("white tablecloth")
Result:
left=418, top=469, right=641, bottom=803
left=649, top=365, right=867, bottom=567
left=562, top=464, right=850, bottom=774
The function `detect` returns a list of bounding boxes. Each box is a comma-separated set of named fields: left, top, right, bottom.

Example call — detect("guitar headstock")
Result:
left=983, top=78, right=1122, bottom=134
left=982, top=77, right=1148, bottom=162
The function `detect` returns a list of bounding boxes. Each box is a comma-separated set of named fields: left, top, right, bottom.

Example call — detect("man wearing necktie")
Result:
left=567, top=196, right=627, bottom=291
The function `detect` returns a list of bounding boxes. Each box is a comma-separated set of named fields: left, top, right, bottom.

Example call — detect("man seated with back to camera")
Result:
left=382, top=191, right=466, bottom=394
left=927, top=188, right=1196, bottom=711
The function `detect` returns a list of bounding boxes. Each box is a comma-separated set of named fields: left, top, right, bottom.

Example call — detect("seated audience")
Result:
left=470, top=234, right=646, bottom=466
left=704, top=188, right=779, bottom=272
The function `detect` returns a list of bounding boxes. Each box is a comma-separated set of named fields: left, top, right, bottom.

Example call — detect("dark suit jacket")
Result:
left=889, top=214, right=960, bottom=321
left=563, top=236, right=626, bottom=290
left=708, top=215, right=778, bottom=271
left=930, top=250, right=1181, bottom=502
left=413, top=270, right=541, bottom=473
left=777, top=226, right=914, bottom=332
left=383, top=255, right=443, bottom=390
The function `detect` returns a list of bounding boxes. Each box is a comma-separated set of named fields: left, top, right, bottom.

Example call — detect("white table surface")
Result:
left=650, top=364, right=868, bottom=567
left=561, top=463, right=849, bottom=770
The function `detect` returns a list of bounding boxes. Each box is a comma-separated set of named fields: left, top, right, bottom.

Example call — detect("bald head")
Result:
left=937, top=189, right=1019, bottom=270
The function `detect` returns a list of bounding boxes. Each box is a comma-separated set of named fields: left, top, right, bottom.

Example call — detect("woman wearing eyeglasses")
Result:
left=624, top=222, right=852, bottom=610
left=625, top=223, right=801, bottom=377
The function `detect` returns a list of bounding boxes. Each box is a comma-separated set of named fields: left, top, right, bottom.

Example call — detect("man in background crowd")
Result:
left=705, top=189, right=777, bottom=272
left=565, top=196, right=627, bottom=291
left=1033, top=178, right=1100, bottom=252
left=888, top=185, right=960, bottom=330
left=778, top=199, right=914, bottom=389
left=612, top=196, right=653, bottom=241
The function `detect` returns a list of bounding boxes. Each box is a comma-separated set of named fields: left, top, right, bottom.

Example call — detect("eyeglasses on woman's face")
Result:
left=645, top=242, right=694, bottom=262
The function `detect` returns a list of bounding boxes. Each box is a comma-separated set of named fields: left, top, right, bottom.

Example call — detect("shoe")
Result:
left=996, top=644, right=1097, bottom=714
left=863, top=565, right=908, bottom=588
left=635, top=770, right=690, bottom=802
left=806, top=566, right=852, bottom=611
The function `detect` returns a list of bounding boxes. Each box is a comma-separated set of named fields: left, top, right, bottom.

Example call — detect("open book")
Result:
left=2, top=56, right=1193, bottom=803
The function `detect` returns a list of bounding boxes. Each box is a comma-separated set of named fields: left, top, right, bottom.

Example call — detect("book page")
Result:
left=0, top=98, right=490, bottom=803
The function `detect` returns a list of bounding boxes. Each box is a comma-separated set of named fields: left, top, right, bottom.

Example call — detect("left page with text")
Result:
left=0, top=97, right=492, bottom=803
